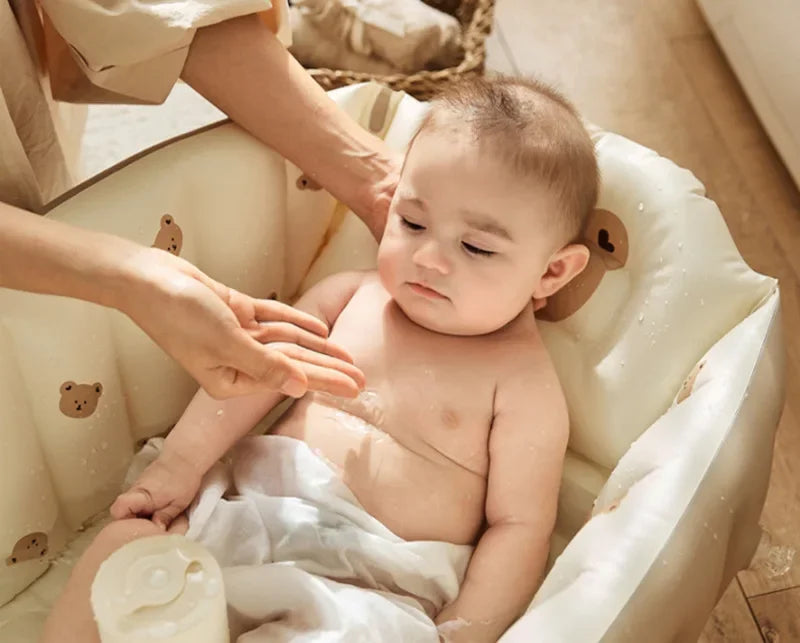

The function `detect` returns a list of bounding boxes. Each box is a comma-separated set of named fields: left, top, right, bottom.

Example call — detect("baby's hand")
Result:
left=110, top=451, right=202, bottom=530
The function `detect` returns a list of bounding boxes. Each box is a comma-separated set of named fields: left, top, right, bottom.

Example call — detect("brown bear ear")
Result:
left=161, top=214, right=173, bottom=228
left=93, top=382, right=103, bottom=396
left=60, top=381, right=75, bottom=394
left=584, top=209, right=629, bottom=271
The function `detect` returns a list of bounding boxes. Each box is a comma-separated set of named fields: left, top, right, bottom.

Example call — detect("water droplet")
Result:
left=81, top=458, right=87, bottom=466
left=700, top=298, right=705, bottom=306
left=101, top=441, right=108, bottom=450
left=216, top=409, right=224, bottom=416
left=678, top=242, right=683, bottom=251
left=620, top=361, right=625, bottom=367
left=712, top=533, right=718, bottom=541
left=638, top=313, right=644, bottom=323
left=89, top=469, right=96, bottom=476
left=638, top=202, right=644, bottom=212
left=659, top=256, right=663, bottom=264
left=644, top=299, right=649, bottom=306
left=682, top=268, right=687, bottom=275
left=720, top=495, right=725, bottom=501
left=664, top=300, right=669, bottom=306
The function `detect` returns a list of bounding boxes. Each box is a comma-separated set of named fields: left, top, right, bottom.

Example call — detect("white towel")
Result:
left=128, top=435, right=473, bottom=642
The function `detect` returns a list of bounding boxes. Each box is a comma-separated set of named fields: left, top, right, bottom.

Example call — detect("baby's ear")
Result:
left=534, top=243, right=591, bottom=301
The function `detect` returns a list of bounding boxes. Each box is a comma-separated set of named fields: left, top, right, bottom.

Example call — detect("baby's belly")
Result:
left=272, top=399, right=487, bottom=545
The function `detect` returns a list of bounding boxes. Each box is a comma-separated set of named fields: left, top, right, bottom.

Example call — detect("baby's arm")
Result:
left=111, top=271, right=367, bottom=528
left=435, top=353, right=569, bottom=642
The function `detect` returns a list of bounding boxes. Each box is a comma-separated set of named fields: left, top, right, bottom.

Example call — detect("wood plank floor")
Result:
left=485, top=0, right=800, bottom=640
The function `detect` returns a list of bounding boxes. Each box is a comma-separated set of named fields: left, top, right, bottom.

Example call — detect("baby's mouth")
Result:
left=407, top=282, right=447, bottom=300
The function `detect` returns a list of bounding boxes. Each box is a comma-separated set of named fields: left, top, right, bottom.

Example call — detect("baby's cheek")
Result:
left=376, top=238, right=403, bottom=287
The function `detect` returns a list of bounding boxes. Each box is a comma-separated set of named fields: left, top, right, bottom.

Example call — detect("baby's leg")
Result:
left=41, top=516, right=188, bottom=643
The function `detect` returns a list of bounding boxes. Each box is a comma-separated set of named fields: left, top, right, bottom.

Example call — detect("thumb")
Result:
left=152, top=504, right=184, bottom=531
left=110, top=489, right=153, bottom=520
left=230, top=335, right=308, bottom=397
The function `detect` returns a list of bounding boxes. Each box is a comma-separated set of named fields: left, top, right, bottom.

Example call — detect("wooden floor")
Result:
left=484, top=0, right=800, bottom=640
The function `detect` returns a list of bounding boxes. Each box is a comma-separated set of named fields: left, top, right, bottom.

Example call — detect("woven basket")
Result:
left=304, top=0, right=496, bottom=100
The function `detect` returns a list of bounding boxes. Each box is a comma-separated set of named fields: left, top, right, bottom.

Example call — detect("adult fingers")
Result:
left=248, top=321, right=354, bottom=363
left=267, top=342, right=366, bottom=390
left=226, top=336, right=308, bottom=398
left=251, top=299, right=330, bottom=337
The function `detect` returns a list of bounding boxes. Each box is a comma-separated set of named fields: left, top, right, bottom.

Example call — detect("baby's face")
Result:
left=378, top=126, right=563, bottom=336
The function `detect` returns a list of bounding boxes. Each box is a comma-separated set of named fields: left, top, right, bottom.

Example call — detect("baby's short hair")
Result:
left=418, top=75, right=599, bottom=243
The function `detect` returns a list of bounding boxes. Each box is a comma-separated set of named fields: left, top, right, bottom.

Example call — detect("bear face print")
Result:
left=5, top=532, right=48, bottom=566
left=152, top=214, right=183, bottom=255
left=59, top=381, right=103, bottom=418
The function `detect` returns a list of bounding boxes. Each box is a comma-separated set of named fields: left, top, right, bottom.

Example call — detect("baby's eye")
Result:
left=462, top=242, right=495, bottom=257
left=400, top=217, right=425, bottom=232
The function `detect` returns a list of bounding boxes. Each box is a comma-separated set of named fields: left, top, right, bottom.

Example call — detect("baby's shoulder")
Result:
left=489, top=321, right=567, bottom=410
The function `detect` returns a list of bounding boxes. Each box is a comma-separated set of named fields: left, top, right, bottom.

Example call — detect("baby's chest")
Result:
left=330, top=290, right=497, bottom=435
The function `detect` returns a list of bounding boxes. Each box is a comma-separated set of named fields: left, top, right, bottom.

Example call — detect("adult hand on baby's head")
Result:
left=361, top=152, right=402, bottom=241
left=117, top=247, right=365, bottom=399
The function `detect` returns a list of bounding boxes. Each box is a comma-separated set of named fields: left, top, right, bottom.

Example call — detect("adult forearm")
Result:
left=181, top=14, right=396, bottom=231
left=436, top=523, right=548, bottom=641
left=0, top=202, right=137, bottom=310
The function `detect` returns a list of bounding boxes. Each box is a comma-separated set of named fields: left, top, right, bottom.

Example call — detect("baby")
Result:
left=111, top=76, right=598, bottom=642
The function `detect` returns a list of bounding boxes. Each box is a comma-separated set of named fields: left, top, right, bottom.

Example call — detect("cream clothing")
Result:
left=0, top=0, right=288, bottom=212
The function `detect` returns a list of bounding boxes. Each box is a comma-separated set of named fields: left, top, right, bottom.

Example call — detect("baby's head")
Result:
left=377, top=75, right=598, bottom=335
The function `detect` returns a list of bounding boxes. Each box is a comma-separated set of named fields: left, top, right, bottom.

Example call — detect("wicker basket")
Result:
left=304, top=0, right=496, bottom=100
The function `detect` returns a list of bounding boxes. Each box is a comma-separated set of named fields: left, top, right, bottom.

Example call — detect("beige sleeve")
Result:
left=38, top=0, right=289, bottom=104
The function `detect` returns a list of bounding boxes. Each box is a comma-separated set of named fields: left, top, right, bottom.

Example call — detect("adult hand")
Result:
left=361, top=151, right=402, bottom=240
left=119, top=247, right=365, bottom=399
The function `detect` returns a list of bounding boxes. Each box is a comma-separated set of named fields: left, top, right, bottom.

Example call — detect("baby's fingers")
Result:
left=110, top=488, right=154, bottom=521
left=152, top=503, right=185, bottom=531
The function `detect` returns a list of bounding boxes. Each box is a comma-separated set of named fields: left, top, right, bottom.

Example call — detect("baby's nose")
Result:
left=412, top=240, right=450, bottom=275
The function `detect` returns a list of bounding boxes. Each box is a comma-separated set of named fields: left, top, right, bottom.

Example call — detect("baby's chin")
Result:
left=392, top=293, right=514, bottom=337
